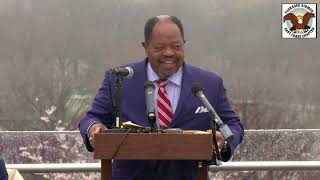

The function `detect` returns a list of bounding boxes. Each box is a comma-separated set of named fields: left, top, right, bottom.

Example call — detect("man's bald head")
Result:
left=144, top=15, right=184, bottom=44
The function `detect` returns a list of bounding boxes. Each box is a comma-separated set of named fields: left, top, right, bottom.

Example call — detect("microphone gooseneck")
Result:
left=144, top=81, right=156, bottom=132
left=191, top=83, right=234, bottom=143
left=112, top=67, right=134, bottom=128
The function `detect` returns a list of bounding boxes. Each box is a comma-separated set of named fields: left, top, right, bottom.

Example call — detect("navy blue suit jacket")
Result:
left=79, top=59, right=244, bottom=180
left=0, top=159, right=8, bottom=180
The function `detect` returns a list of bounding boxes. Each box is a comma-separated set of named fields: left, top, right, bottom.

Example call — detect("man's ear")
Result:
left=141, top=42, right=147, bottom=48
left=142, top=42, right=149, bottom=53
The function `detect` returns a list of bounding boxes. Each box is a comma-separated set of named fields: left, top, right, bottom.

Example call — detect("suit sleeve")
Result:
left=215, top=78, right=244, bottom=161
left=78, top=70, right=115, bottom=152
left=0, top=159, right=8, bottom=180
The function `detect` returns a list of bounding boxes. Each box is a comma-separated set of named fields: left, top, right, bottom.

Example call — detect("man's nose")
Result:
left=162, top=47, right=175, bottom=56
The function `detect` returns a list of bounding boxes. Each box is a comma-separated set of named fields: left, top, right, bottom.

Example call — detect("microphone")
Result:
left=192, top=84, right=234, bottom=143
left=112, top=67, right=134, bottom=127
left=144, top=81, right=156, bottom=131
left=112, top=67, right=134, bottom=79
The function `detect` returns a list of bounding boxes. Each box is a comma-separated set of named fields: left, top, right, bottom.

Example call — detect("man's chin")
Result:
left=158, top=70, right=176, bottom=79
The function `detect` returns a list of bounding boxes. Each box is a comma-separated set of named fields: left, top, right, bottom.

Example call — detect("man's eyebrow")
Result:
left=153, top=41, right=183, bottom=45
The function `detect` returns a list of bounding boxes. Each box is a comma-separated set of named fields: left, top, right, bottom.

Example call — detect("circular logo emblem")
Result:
left=282, top=4, right=316, bottom=38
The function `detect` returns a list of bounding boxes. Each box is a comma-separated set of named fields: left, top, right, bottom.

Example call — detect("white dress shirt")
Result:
left=147, top=62, right=182, bottom=127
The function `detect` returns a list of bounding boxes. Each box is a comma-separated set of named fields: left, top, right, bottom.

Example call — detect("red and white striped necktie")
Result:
left=156, top=79, right=173, bottom=128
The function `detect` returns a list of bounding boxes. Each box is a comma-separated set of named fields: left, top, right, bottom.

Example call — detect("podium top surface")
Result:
left=94, top=131, right=213, bottom=160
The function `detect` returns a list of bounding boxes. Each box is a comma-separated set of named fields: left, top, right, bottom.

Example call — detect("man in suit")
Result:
left=79, top=15, right=244, bottom=179
left=0, top=158, right=8, bottom=180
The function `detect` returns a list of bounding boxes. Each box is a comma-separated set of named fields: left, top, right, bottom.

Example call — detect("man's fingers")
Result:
left=217, top=141, right=224, bottom=149
left=88, top=124, right=107, bottom=147
left=93, top=126, right=102, bottom=133
left=90, top=124, right=106, bottom=136
left=215, top=131, right=225, bottom=150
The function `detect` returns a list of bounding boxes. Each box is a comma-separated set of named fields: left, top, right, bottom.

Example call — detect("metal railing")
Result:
left=6, top=163, right=101, bottom=173
left=210, top=161, right=320, bottom=171
left=6, top=161, right=320, bottom=173
left=3, top=130, right=320, bottom=174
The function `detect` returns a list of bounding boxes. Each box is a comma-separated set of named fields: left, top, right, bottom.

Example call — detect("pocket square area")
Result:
left=195, top=106, right=209, bottom=113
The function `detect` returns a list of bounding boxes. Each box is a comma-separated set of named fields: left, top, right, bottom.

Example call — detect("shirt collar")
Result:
left=147, top=62, right=182, bottom=86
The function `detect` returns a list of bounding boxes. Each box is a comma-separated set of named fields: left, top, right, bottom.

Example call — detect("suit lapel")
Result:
left=171, top=63, right=194, bottom=127
left=121, top=59, right=148, bottom=125
left=133, top=60, right=149, bottom=125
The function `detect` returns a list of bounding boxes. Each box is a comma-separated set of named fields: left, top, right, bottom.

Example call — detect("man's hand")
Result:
left=215, top=131, right=227, bottom=151
left=206, top=130, right=226, bottom=151
left=88, top=123, right=107, bottom=148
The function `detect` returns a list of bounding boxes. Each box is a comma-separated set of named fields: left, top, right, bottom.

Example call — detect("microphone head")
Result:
left=124, top=67, right=134, bottom=79
left=191, top=83, right=203, bottom=96
left=144, top=81, right=155, bottom=89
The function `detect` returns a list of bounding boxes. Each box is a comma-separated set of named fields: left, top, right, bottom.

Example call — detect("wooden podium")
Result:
left=94, top=131, right=213, bottom=180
